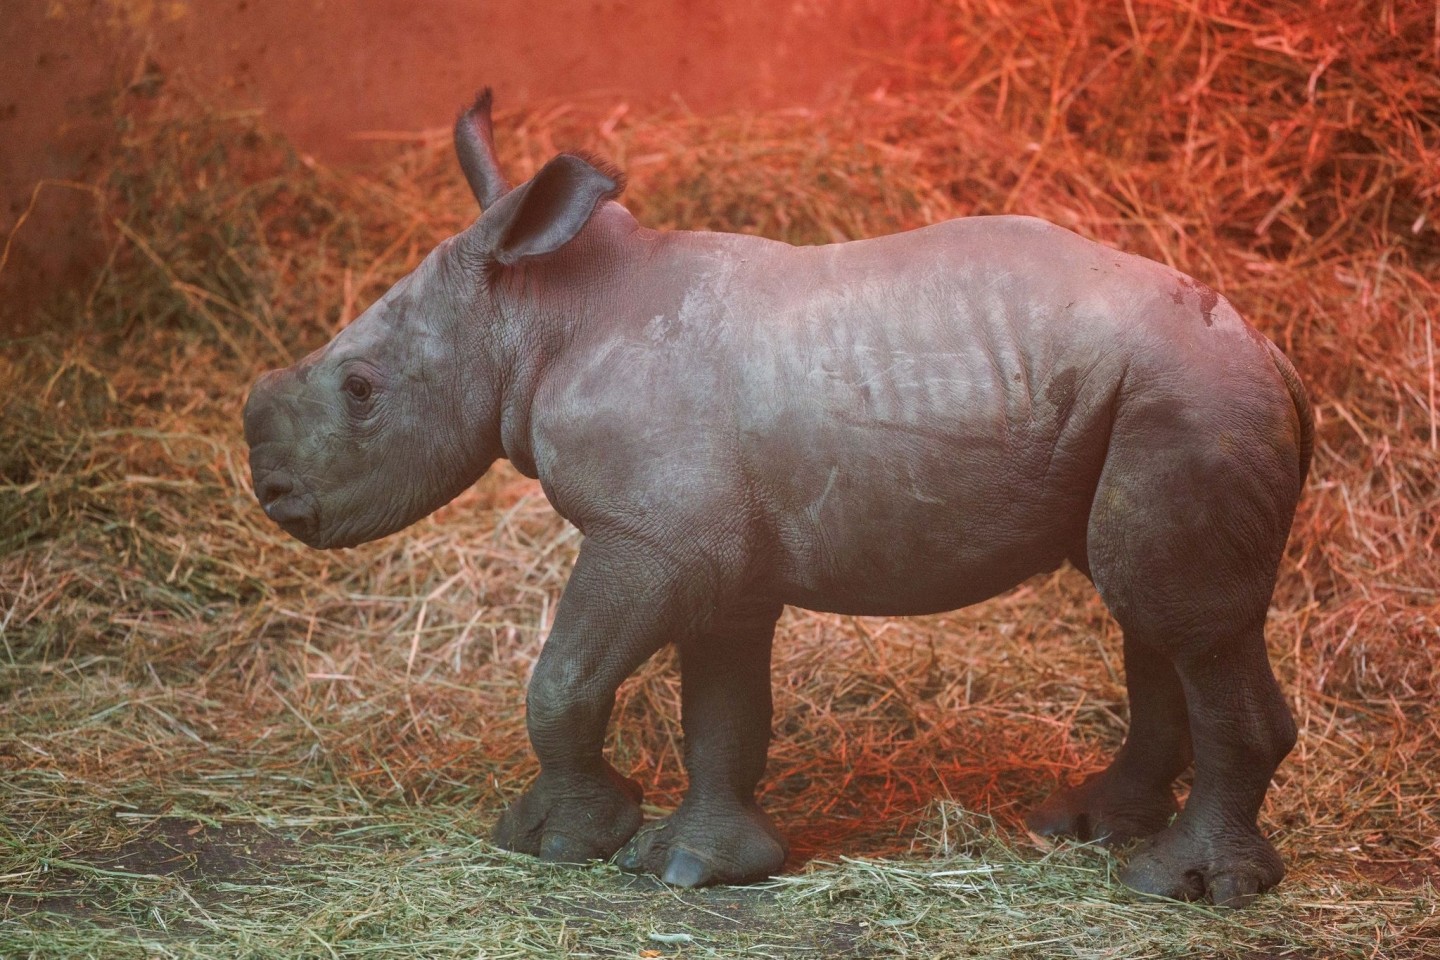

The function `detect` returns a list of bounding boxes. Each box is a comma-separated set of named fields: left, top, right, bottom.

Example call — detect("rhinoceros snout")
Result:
left=242, top=370, right=287, bottom=448
left=245, top=368, right=324, bottom=542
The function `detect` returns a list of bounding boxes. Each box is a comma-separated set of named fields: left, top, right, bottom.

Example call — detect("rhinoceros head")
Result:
left=242, top=91, right=623, bottom=548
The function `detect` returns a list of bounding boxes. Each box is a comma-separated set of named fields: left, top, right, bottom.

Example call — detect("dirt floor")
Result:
left=3, top=1, right=1438, bottom=957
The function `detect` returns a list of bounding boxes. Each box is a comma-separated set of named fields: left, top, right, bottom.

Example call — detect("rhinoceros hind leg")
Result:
left=1028, top=630, right=1190, bottom=845
left=1079, top=391, right=1301, bottom=906
left=1117, top=629, right=1294, bottom=908
left=1082, top=385, right=1307, bottom=909
left=1026, top=766, right=1178, bottom=847
left=1120, top=810, right=1286, bottom=909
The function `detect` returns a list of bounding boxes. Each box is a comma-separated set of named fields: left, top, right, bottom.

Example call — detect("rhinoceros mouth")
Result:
left=263, top=494, right=322, bottom=544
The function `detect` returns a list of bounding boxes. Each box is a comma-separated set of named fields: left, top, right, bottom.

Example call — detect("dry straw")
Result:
left=2, top=0, right=1436, bottom=956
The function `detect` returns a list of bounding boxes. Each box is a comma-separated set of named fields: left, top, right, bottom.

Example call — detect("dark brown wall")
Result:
left=0, top=0, right=933, bottom=327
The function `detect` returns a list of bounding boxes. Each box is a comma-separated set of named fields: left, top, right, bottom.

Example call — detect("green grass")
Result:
left=5, top=798, right=1431, bottom=958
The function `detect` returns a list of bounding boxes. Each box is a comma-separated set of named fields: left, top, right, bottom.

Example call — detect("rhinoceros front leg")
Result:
left=1027, top=630, right=1191, bottom=845
left=617, top=603, right=788, bottom=887
left=492, top=538, right=687, bottom=863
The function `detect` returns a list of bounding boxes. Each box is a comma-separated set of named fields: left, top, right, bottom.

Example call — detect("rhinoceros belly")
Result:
left=736, top=316, right=1106, bottom=616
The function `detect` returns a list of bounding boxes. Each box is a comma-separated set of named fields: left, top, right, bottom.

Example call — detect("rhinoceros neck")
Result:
left=491, top=204, right=646, bottom=477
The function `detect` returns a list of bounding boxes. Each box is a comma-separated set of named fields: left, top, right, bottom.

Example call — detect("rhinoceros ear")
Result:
left=454, top=88, right=511, bottom=210
left=479, top=153, right=625, bottom=266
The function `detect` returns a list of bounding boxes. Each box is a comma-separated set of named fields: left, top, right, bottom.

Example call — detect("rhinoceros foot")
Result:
left=615, top=799, right=787, bottom=887
left=1026, top=767, right=1179, bottom=846
left=1119, top=818, right=1285, bottom=909
left=492, top=763, right=644, bottom=863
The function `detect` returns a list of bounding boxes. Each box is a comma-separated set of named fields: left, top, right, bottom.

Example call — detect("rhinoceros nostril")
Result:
left=253, top=471, right=319, bottom=540
left=256, top=472, right=294, bottom=509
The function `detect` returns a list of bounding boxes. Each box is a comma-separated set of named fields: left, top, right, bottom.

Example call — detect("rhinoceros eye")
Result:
left=343, top=374, right=372, bottom=403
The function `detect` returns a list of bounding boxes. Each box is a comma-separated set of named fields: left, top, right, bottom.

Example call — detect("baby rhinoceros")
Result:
left=244, top=89, right=1311, bottom=908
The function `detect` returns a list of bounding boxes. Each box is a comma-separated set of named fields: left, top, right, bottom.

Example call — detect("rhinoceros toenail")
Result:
left=661, top=850, right=709, bottom=888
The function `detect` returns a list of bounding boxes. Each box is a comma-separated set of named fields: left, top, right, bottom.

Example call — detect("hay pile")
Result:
left=2, top=0, right=1436, bottom=955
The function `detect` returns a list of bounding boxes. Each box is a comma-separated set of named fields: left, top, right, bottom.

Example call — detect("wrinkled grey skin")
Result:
left=244, top=89, right=1312, bottom=907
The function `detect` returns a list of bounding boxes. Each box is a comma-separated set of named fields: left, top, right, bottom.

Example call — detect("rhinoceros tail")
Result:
left=1263, top=337, right=1313, bottom=486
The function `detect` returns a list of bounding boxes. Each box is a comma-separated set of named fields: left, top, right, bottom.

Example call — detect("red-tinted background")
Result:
left=2, top=0, right=934, bottom=327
